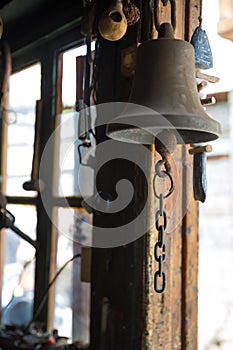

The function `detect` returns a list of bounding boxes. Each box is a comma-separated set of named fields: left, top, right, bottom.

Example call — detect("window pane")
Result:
left=198, top=0, right=233, bottom=348
left=54, top=111, right=95, bottom=197
left=62, top=44, right=95, bottom=108
left=52, top=207, right=92, bottom=343
left=6, top=63, right=41, bottom=196
left=1, top=204, right=37, bottom=326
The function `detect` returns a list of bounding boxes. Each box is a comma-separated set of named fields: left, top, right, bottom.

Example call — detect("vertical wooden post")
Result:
left=182, top=2, right=200, bottom=348
left=33, top=49, right=56, bottom=327
left=143, top=2, right=200, bottom=349
left=90, top=1, right=200, bottom=349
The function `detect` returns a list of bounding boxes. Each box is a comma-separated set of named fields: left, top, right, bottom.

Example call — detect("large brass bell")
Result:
left=98, top=0, right=127, bottom=41
left=106, top=23, right=222, bottom=144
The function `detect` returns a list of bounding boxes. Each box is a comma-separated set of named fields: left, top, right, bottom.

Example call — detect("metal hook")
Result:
left=154, top=0, right=176, bottom=34
left=78, top=142, right=91, bottom=166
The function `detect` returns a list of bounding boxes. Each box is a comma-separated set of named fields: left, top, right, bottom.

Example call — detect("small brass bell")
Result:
left=98, top=0, right=127, bottom=41
left=106, top=23, right=222, bottom=144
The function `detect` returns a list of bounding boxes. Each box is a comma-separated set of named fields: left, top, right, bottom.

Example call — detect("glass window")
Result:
left=6, top=63, right=41, bottom=197
left=52, top=207, right=91, bottom=342
left=0, top=62, right=41, bottom=327
left=1, top=204, right=36, bottom=326
left=54, top=45, right=95, bottom=198
left=54, top=112, right=95, bottom=197
left=50, top=45, right=95, bottom=343
left=0, top=43, right=93, bottom=345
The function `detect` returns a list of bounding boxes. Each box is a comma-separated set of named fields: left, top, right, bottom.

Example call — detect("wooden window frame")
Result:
left=0, top=24, right=86, bottom=331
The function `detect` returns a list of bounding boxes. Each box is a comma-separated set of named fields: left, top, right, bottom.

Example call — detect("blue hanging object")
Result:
left=191, top=25, right=213, bottom=70
left=193, top=152, right=207, bottom=202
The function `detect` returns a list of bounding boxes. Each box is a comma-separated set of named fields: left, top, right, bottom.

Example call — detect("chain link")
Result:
left=153, top=159, right=174, bottom=293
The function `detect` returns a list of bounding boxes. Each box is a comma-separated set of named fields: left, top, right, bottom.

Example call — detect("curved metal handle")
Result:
left=154, top=0, right=176, bottom=34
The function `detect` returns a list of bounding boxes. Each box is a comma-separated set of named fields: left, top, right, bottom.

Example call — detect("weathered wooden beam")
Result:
left=181, top=147, right=199, bottom=350
left=91, top=2, right=147, bottom=349
left=143, top=1, right=200, bottom=349
left=91, top=1, right=200, bottom=349
left=181, top=1, right=200, bottom=348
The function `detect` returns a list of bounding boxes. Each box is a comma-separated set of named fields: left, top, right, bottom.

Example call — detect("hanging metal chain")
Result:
left=153, top=158, right=174, bottom=293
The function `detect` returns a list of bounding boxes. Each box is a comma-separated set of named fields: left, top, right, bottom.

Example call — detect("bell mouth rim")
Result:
left=139, top=36, right=193, bottom=47
left=106, top=113, right=222, bottom=145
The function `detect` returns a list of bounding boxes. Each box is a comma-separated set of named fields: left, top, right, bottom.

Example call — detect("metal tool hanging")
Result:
left=189, top=145, right=212, bottom=202
left=78, top=1, right=97, bottom=166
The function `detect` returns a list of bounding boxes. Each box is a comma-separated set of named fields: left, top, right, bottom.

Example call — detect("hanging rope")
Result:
left=198, top=0, right=203, bottom=25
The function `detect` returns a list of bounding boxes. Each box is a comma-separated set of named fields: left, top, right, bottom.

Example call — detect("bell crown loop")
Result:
left=154, top=0, right=176, bottom=34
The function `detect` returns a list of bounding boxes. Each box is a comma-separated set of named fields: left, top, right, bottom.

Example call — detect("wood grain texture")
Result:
left=91, top=1, right=200, bottom=349
left=185, top=0, right=200, bottom=41
left=181, top=147, right=199, bottom=350
left=143, top=1, right=200, bottom=349
left=144, top=146, right=183, bottom=350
